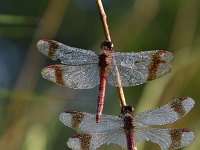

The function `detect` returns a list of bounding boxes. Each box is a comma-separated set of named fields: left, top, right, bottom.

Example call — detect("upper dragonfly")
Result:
left=37, top=39, right=173, bottom=122
left=59, top=97, right=195, bottom=150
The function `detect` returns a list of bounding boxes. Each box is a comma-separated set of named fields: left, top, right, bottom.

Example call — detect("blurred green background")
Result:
left=0, top=0, right=200, bottom=150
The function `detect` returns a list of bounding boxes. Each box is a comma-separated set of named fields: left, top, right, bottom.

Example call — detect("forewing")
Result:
left=37, top=39, right=98, bottom=65
left=59, top=111, right=124, bottom=133
left=67, top=130, right=126, bottom=150
left=107, top=50, right=173, bottom=87
left=135, top=127, right=194, bottom=150
left=41, top=64, right=99, bottom=89
left=134, top=97, right=195, bottom=126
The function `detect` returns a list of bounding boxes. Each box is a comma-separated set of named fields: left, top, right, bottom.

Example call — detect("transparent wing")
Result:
left=41, top=64, right=99, bottom=89
left=134, top=97, right=195, bottom=126
left=67, top=129, right=126, bottom=150
left=59, top=111, right=124, bottom=133
left=135, top=127, right=194, bottom=150
left=107, top=50, right=173, bottom=87
left=37, top=39, right=98, bottom=65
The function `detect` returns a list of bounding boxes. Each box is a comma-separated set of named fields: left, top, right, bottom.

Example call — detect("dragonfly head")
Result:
left=121, top=106, right=134, bottom=115
left=101, top=41, right=113, bottom=50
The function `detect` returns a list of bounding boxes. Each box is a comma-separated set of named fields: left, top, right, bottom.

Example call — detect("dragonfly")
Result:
left=59, top=97, right=195, bottom=150
left=37, top=39, right=173, bottom=122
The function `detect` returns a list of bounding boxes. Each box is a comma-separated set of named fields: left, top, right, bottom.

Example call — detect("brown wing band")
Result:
left=72, top=133, right=91, bottom=150
left=70, top=111, right=85, bottom=129
left=50, top=65, right=65, bottom=85
left=147, top=51, right=166, bottom=81
left=170, top=97, right=186, bottom=117
left=44, top=39, right=59, bottom=59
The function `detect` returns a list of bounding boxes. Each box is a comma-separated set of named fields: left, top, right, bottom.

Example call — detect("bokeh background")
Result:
left=0, top=0, right=200, bottom=150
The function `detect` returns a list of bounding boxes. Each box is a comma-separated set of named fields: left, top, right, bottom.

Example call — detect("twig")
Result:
left=96, top=0, right=111, bottom=41
left=96, top=0, right=127, bottom=107
left=113, top=59, right=127, bottom=106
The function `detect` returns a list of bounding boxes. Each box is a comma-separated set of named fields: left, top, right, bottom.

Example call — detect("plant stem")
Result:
left=96, top=0, right=111, bottom=41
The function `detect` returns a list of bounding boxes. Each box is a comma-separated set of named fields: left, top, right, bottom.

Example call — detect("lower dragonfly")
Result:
left=37, top=39, right=173, bottom=122
left=59, top=97, right=195, bottom=150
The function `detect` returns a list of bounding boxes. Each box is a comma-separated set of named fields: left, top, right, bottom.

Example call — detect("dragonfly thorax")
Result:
left=121, top=106, right=134, bottom=130
left=98, top=53, right=110, bottom=69
left=123, top=113, right=134, bottom=130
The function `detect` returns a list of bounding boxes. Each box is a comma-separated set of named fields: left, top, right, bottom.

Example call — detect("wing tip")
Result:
left=67, top=136, right=81, bottom=150
left=169, top=97, right=195, bottom=118
left=177, top=128, right=195, bottom=149
left=58, top=112, right=64, bottom=121
left=36, top=39, right=44, bottom=50
left=59, top=113, right=66, bottom=125
left=162, top=64, right=172, bottom=76
left=162, top=128, right=195, bottom=150
left=41, top=65, right=66, bottom=85
left=37, top=39, right=59, bottom=60
left=36, top=39, right=50, bottom=57
left=58, top=111, right=74, bottom=126
left=159, top=50, right=174, bottom=62
left=37, top=39, right=50, bottom=48
left=179, top=97, right=195, bottom=110
left=41, top=66, right=54, bottom=79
